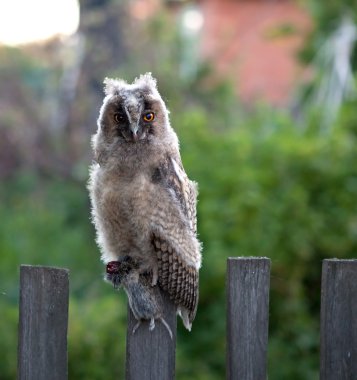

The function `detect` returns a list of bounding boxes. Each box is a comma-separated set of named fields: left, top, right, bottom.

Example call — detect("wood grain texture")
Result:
left=126, top=290, right=177, bottom=380
left=320, top=259, right=357, bottom=380
left=17, top=265, right=69, bottom=380
left=226, top=257, right=271, bottom=380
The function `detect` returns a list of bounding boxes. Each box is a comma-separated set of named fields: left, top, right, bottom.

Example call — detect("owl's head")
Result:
left=94, top=73, right=176, bottom=163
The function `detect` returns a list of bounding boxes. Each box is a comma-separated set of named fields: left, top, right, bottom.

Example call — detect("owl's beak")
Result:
left=130, top=123, right=141, bottom=142
left=131, top=130, right=139, bottom=142
left=130, top=125, right=139, bottom=142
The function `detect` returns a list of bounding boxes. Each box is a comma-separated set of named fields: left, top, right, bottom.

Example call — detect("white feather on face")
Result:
left=91, top=73, right=179, bottom=167
left=88, top=73, right=202, bottom=331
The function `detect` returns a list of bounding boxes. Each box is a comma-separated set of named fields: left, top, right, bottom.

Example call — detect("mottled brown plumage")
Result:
left=153, top=234, right=199, bottom=323
left=88, top=73, right=202, bottom=331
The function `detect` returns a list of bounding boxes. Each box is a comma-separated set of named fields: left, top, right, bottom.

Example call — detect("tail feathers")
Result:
left=177, top=307, right=192, bottom=331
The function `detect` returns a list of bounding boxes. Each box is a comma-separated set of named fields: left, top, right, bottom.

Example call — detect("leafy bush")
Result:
left=1, top=5, right=357, bottom=377
left=176, top=105, right=357, bottom=379
left=1, top=103, right=357, bottom=379
left=68, top=296, right=127, bottom=379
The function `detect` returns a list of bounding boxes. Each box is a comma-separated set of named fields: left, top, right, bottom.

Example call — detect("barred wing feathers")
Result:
left=151, top=156, right=201, bottom=330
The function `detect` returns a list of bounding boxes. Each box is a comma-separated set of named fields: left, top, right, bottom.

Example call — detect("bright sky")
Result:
left=0, top=0, right=80, bottom=45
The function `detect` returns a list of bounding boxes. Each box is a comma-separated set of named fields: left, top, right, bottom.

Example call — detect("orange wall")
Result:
left=200, top=0, right=311, bottom=105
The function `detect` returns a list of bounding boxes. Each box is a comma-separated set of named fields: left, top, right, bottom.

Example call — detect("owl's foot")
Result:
left=149, top=318, right=155, bottom=331
left=132, top=319, right=155, bottom=335
left=132, top=321, right=141, bottom=334
left=137, top=265, right=158, bottom=286
left=132, top=318, right=173, bottom=340
left=150, top=317, right=173, bottom=340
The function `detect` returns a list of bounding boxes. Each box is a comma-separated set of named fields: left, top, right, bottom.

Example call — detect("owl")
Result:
left=88, top=73, right=201, bottom=333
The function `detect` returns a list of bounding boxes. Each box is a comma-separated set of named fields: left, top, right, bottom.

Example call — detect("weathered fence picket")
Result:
left=16, top=258, right=357, bottom=379
left=17, top=265, right=69, bottom=380
left=320, top=259, right=357, bottom=380
left=226, top=257, right=271, bottom=380
left=126, top=291, right=177, bottom=380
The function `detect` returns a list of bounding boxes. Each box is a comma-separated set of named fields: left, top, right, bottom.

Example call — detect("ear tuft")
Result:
left=134, top=72, right=157, bottom=90
left=103, top=77, right=127, bottom=96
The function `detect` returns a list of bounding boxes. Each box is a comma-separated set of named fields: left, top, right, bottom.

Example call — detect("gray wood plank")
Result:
left=320, top=259, right=357, bottom=380
left=226, top=257, right=271, bottom=380
left=125, top=290, right=177, bottom=380
left=17, top=265, right=69, bottom=380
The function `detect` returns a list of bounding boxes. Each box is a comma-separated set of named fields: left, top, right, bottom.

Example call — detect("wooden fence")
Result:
left=17, top=258, right=357, bottom=380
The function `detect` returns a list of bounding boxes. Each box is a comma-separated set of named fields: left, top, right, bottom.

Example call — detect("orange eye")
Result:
left=143, top=112, right=155, bottom=122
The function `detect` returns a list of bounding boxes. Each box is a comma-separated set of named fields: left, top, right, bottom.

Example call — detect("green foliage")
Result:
left=0, top=173, right=102, bottom=300
left=68, top=296, right=127, bottom=379
left=1, top=104, right=357, bottom=379
left=306, top=0, right=357, bottom=32
left=300, top=0, right=357, bottom=67
left=174, top=105, right=357, bottom=379
left=0, top=299, right=18, bottom=379
left=1, top=3, right=357, bottom=379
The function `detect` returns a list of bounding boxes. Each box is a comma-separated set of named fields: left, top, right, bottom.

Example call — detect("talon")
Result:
left=105, top=272, right=122, bottom=289
left=132, top=321, right=141, bottom=334
left=149, top=318, right=155, bottom=331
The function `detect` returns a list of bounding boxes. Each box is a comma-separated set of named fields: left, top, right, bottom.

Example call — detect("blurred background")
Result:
left=1, top=0, right=357, bottom=378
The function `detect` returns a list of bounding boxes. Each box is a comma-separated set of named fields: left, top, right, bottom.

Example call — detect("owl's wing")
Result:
left=162, top=156, right=198, bottom=233
left=151, top=155, right=201, bottom=329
